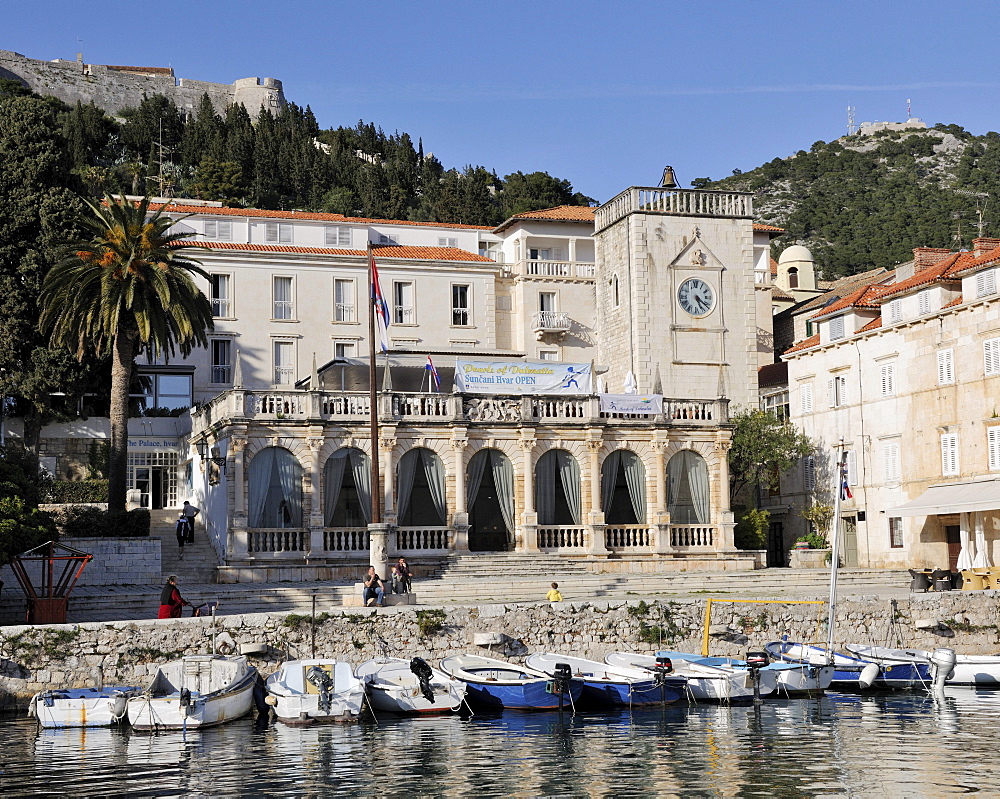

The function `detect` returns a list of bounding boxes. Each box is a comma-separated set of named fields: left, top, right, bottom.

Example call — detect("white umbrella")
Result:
left=973, top=512, right=991, bottom=568
left=957, top=513, right=974, bottom=571
left=623, top=371, right=638, bottom=394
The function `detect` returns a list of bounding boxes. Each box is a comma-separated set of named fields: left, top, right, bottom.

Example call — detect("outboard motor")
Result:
left=305, top=665, right=335, bottom=715
left=179, top=688, right=193, bottom=716
left=745, top=651, right=769, bottom=705
left=548, top=663, right=572, bottom=714
left=653, top=656, right=674, bottom=704
left=929, top=648, right=957, bottom=695
left=409, top=657, right=436, bottom=705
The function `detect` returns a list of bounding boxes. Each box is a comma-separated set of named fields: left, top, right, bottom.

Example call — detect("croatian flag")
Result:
left=370, top=251, right=390, bottom=353
left=840, top=461, right=852, bottom=500
left=425, top=356, right=441, bottom=391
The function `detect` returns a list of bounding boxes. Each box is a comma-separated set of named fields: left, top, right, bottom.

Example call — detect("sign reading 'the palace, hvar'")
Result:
left=455, top=360, right=592, bottom=395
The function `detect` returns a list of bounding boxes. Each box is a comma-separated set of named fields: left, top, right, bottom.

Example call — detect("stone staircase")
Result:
left=151, top=509, right=220, bottom=585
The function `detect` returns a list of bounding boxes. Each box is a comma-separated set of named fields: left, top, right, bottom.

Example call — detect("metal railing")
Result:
left=531, top=310, right=571, bottom=331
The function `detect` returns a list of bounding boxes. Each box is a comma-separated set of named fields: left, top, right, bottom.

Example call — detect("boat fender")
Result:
left=409, top=657, right=436, bottom=705
left=217, top=641, right=235, bottom=656
left=264, top=695, right=278, bottom=706
left=859, top=663, right=880, bottom=689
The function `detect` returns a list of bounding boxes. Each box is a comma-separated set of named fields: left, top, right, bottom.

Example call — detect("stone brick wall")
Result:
left=0, top=538, right=160, bottom=591
left=1, top=594, right=997, bottom=709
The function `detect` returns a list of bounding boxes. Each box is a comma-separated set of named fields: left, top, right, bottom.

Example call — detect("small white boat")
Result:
left=845, top=644, right=1000, bottom=685
left=28, top=686, right=141, bottom=728
left=356, top=657, right=466, bottom=715
left=440, top=654, right=583, bottom=711
left=606, top=652, right=770, bottom=702
left=265, top=659, right=366, bottom=723
left=127, top=655, right=258, bottom=731
left=686, top=654, right=834, bottom=696
left=526, top=652, right=687, bottom=707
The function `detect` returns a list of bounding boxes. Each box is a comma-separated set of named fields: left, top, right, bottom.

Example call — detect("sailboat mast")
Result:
left=368, top=242, right=381, bottom=525
left=825, top=439, right=845, bottom=653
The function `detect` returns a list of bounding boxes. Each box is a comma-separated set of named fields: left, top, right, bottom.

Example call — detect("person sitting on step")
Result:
left=363, top=566, right=385, bottom=607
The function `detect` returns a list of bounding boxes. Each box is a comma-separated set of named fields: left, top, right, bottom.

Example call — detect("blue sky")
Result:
left=6, top=1, right=1000, bottom=203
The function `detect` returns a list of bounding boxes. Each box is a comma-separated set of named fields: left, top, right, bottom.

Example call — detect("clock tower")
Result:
left=593, top=185, right=757, bottom=408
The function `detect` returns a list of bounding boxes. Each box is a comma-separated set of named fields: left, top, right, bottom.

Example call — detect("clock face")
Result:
left=677, top=278, right=715, bottom=316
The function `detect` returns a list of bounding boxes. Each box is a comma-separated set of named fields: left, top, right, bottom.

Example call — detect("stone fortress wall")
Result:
left=0, top=50, right=286, bottom=117
left=1, top=594, right=998, bottom=709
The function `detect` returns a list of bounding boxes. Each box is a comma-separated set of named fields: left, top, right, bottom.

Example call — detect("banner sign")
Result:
left=455, top=360, right=592, bottom=395
left=599, top=393, right=663, bottom=414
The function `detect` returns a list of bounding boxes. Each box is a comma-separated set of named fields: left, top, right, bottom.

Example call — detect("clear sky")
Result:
left=6, top=1, right=1000, bottom=203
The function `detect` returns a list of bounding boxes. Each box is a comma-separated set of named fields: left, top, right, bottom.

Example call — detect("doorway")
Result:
left=768, top=521, right=786, bottom=567
left=128, top=451, right=178, bottom=509
left=467, top=450, right=514, bottom=552
left=841, top=516, right=859, bottom=567
left=945, top=525, right=961, bottom=571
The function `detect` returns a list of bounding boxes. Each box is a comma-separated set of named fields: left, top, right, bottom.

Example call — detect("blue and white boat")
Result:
left=656, top=651, right=781, bottom=698
left=765, top=641, right=929, bottom=690
left=440, top=654, right=582, bottom=711
left=663, top=650, right=833, bottom=696
left=28, top=686, right=142, bottom=728
left=525, top=652, right=686, bottom=708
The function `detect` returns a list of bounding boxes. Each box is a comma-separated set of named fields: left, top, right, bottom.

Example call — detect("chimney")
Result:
left=661, top=166, right=678, bottom=189
left=912, top=247, right=952, bottom=273
left=972, top=238, right=1000, bottom=258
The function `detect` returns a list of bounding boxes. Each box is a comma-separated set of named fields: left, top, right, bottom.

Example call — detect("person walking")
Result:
left=157, top=576, right=190, bottom=618
left=181, top=500, right=200, bottom=543
left=174, top=513, right=189, bottom=559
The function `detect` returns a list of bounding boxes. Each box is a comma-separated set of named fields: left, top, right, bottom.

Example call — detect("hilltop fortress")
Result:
left=0, top=49, right=286, bottom=116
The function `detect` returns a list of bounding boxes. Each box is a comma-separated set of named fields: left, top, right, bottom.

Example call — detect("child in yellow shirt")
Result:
left=546, top=582, right=562, bottom=602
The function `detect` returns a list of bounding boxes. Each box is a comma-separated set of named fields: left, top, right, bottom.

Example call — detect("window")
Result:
left=265, top=222, right=292, bottom=244
left=529, top=248, right=551, bottom=260
left=438, top=236, right=458, bottom=248
left=378, top=233, right=399, bottom=245
left=666, top=450, right=709, bottom=524
left=538, top=349, right=559, bottom=361
left=829, top=316, right=845, bottom=340
left=204, top=219, right=232, bottom=241
left=539, top=291, right=556, bottom=312
left=763, top=391, right=789, bottom=421
left=989, top=427, right=1000, bottom=471
left=800, top=383, right=814, bottom=414
left=828, top=374, right=848, bottom=407
left=937, top=348, right=954, bottom=385
left=613, top=275, right=620, bottom=307
left=883, top=440, right=900, bottom=483
left=976, top=268, right=996, bottom=298
left=273, top=341, right=294, bottom=385
left=210, top=340, right=232, bottom=384
left=393, top=281, right=414, bottom=324
left=133, top=372, right=193, bottom=412
left=803, top=455, right=816, bottom=491
left=479, top=241, right=501, bottom=262
left=452, top=284, right=470, bottom=326
left=985, top=337, right=1000, bottom=376
left=805, top=319, right=814, bottom=337
left=211, top=274, right=231, bottom=318
left=887, top=299, right=902, bottom=323
left=325, top=226, right=351, bottom=247
left=787, top=267, right=799, bottom=289
left=334, top=341, right=356, bottom=360
left=889, top=517, right=904, bottom=548
left=941, top=433, right=959, bottom=476
left=880, top=363, right=895, bottom=397
left=334, top=279, right=355, bottom=322
left=918, top=289, right=931, bottom=315
left=273, top=276, right=294, bottom=320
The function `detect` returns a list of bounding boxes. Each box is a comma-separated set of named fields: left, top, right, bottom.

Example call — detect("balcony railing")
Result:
left=510, top=260, right=596, bottom=279
left=323, top=527, right=369, bottom=553
left=595, top=188, right=753, bottom=233
left=605, top=525, right=652, bottom=551
left=248, top=528, right=308, bottom=555
left=537, top=525, right=588, bottom=551
left=670, top=524, right=715, bottom=548
left=396, top=526, right=451, bottom=552
left=531, top=310, right=571, bottom=333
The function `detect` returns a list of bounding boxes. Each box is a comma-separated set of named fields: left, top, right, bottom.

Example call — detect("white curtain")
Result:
left=248, top=448, right=275, bottom=528
left=536, top=452, right=557, bottom=525
left=466, top=449, right=489, bottom=509
left=397, top=449, right=420, bottom=523
left=957, top=512, right=973, bottom=571
left=492, top=451, right=515, bottom=533
left=974, top=512, right=991, bottom=568
left=687, top=451, right=709, bottom=524
left=559, top=451, right=581, bottom=525
left=668, top=450, right=709, bottom=524
left=422, top=450, right=447, bottom=524
left=621, top=451, right=646, bottom=523
left=275, top=448, right=302, bottom=527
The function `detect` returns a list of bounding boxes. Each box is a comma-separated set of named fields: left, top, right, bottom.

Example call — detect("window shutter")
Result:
left=937, top=349, right=954, bottom=385
left=800, top=383, right=813, bottom=414
left=837, top=375, right=848, bottom=406
left=918, top=290, right=930, bottom=315
left=205, top=220, right=217, bottom=239
left=985, top=338, right=1000, bottom=376
left=989, top=428, right=1000, bottom=471
left=846, top=449, right=858, bottom=485
left=828, top=378, right=836, bottom=408
left=883, top=442, right=900, bottom=483
left=265, top=222, right=278, bottom=242
left=829, top=316, right=845, bottom=340
left=804, top=456, right=816, bottom=491
left=941, top=433, right=958, bottom=475
left=977, top=269, right=996, bottom=298
left=888, top=300, right=901, bottom=323
left=880, top=363, right=895, bottom=396
left=279, top=224, right=292, bottom=244
left=217, top=220, right=232, bottom=241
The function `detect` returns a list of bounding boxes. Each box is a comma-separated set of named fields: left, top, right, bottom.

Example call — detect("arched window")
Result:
left=467, top=448, right=516, bottom=551
left=248, top=447, right=302, bottom=528
left=601, top=450, right=645, bottom=524
left=397, top=448, right=446, bottom=526
left=535, top=449, right=581, bottom=525
left=324, top=448, right=371, bottom=526
left=667, top=450, right=710, bottom=524
left=788, top=267, right=799, bottom=289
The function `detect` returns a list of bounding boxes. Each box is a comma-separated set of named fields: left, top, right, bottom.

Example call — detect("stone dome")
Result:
left=778, top=245, right=814, bottom=264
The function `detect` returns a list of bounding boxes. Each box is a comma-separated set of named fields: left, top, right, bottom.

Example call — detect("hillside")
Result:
left=705, top=124, right=1000, bottom=277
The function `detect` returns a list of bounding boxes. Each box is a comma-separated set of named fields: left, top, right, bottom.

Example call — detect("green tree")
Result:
left=41, top=195, right=214, bottom=513
left=728, top=407, right=812, bottom=504
left=0, top=444, right=57, bottom=567
left=189, top=158, right=247, bottom=205
left=499, top=170, right=593, bottom=217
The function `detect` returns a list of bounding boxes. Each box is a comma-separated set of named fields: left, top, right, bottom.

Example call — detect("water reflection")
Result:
left=2, top=691, right=1000, bottom=796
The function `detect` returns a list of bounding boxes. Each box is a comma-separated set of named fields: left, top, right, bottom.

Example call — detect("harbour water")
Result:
left=0, top=688, right=993, bottom=797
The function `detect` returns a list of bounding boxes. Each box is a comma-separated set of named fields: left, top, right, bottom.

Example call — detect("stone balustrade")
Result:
left=605, top=525, right=652, bottom=551
left=536, top=525, right=589, bottom=551
left=671, top=525, right=715, bottom=548
left=510, top=259, right=596, bottom=279
left=595, top=187, right=753, bottom=233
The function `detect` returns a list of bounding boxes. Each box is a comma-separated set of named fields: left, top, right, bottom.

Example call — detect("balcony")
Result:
left=595, top=188, right=753, bottom=233
left=531, top=310, right=572, bottom=341
left=509, top=259, right=596, bottom=280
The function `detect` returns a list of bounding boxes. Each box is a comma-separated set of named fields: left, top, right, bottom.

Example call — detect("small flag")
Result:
left=425, top=356, right=440, bottom=391
left=841, top=478, right=853, bottom=501
left=370, top=251, right=390, bottom=353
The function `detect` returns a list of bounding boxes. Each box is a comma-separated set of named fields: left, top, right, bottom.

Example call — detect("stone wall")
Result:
left=2, top=593, right=999, bottom=710
left=0, top=538, right=160, bottom=591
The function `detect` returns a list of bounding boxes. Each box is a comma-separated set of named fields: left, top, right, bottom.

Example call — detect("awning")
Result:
left=890, top=479, right=1000, bottom=517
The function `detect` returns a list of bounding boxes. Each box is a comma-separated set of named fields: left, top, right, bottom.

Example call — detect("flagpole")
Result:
left=825, top=437, right=845, bottom=655
left=367, top=242, right=381, bottom=526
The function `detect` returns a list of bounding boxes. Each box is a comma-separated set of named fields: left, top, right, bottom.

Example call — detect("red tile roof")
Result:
left=194, top=241, right=494, bottom=262
left=754, top=223, right=785, bottom=234
left=770, top=257, right=778, bottom=276
left=784, top=334, right=820, bottom=354
left=758, top=361, right=788, bottom=387
left=941, top=295, right=964, bottom=309
left=945, top=245, right=1000, bottom=277
left=493, top=205, right=595, bottom=233
left=857, top=317, right=883, bottom=333
left=150, top=203, right=492, bottom=231
left=810, top=284, right=889, bottom=320
left=875, top=252, right=967, bottom=300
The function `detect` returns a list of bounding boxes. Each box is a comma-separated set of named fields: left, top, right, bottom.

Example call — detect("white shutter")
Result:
left=888, top=299, right=902, bottom=323
left=937, top=349, right=954, bottom=385
left=846, top=449, right=858, bottom=486
left=977, top=269, right=996, bottom=298
left=837, top=375, right=848, bottom=406
left=265, top=222, right=278, bottom=242
left=984, top=338, right=1000, bottom=376
left=829, top=316, right=845, bottom=340
left=989, top=428, right=1000, bottom=471
left=918, top=290, right=931, bottom=315
left=279, top=224, right=292, bottom=244
left=326, top=226, right=351, bottom=246
left=800, top=383, right=813, bottom=414
left=880, top=363, right=895, bottom=396
left=941, top=433, right=958, bottom=475
left=217, top=220, right=232, bottom=241
left=204, top=220, right=217, bottom=239
left=828, top=378, right=837, bottom=408
left=804, top=455, right=816, bottom=491
left=883, top=441, right=900, bottom=483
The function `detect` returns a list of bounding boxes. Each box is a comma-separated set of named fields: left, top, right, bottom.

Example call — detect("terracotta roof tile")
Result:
left=194, top=241, right=494, bottom=262
left=941, top=295, right=964, bottom=309
left=754, top=223, right=785, bottom=234
left=758, top=361, right=788, bottom=387
left=946, top=246, right=1000, bottom=277
left=784, top=334, right=820, bottom=354
left=876, top=252, right=965, bottom=299
left=810, top=284, right=889, bottom=319
left=150, top=202, right=492, bottom=231
left=770, top=257, right=779, bottom=276
left=493, top=205, right=595, bottom=233
left=857, top=317, right=883, bottom=333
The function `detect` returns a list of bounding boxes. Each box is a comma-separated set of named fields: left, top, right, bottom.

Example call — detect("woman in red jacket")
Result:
left=157, top=576, right=189, bottom=618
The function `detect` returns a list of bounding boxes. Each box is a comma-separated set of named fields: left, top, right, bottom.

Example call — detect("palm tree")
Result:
left=41, top=195, right=213, bottom=513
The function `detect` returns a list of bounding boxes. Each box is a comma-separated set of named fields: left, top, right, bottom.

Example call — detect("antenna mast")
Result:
left=954, top=189, right=990, bottom=239
left=847, top=106, right=856, bottom=136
